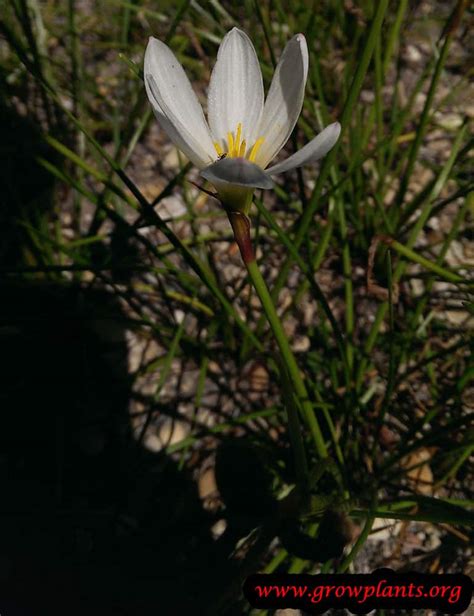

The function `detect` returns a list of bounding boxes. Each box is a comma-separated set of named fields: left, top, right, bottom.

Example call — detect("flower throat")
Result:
left=214, top=123, right=264, bottom=162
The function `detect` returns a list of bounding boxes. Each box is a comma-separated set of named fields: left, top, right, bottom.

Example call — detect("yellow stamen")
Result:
left=227, top=131, right=234, bottom=157
left=235, top=123, right=242, bottom=155
left=248, top=137, right=265, bottom=162
left=215, top=124, right=265, bottom=162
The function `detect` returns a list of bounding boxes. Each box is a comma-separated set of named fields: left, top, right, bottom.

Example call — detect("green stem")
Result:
left=278, top=356, right=310, bottom=492
left=246, top=259, right=328, bottom=460
left=337, top=510, right=375, bottom=573
left=389, top=239, right=466, bottom=284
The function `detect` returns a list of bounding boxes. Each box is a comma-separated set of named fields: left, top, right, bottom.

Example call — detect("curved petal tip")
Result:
left=266, top=121, right=341, bottom=176
left=330, top=121, right=342, bottom=138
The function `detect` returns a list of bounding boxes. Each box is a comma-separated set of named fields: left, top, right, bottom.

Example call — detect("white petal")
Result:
left=207, top=28, right=264, bottom=148
left=255, top=34, right=309, bottom=168
left=266, top=122, right=341, bottom=175
left=144, top=37, right=215, bottom=169
left=200, top=157, right=274, bottom=189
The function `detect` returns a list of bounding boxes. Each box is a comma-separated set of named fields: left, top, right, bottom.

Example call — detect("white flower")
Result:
left=144, top=27, right=340, bottom=204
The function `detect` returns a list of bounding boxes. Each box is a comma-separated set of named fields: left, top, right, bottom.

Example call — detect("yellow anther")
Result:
left=248, top=137, right=265, bottom=162
left=214, top=141, right=223, bottom=156
left=239, top=139, right=247, bottom=157
left=227, top=131, right=234, bottom=156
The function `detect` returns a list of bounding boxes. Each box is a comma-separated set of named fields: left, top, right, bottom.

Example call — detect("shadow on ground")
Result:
left=0, top=107, right=243, bottom=616
left=0, top=282, right=247, bottom=615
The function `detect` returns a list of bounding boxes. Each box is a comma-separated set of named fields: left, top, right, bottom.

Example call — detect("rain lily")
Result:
left=144, top=27, right=340, bottom=212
